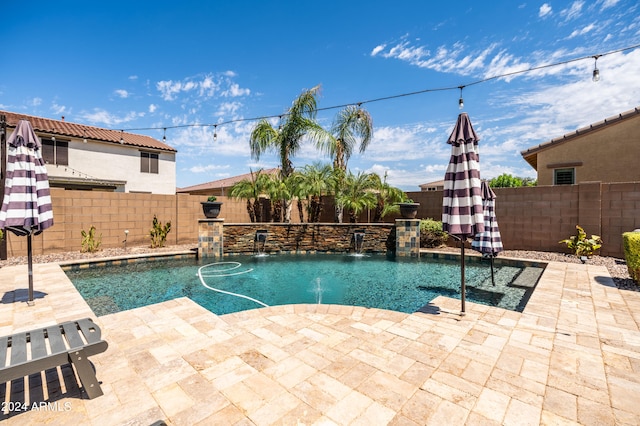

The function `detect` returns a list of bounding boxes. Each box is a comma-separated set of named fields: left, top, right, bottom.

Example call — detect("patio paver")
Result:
left=0, top=258, right=638, bottom=425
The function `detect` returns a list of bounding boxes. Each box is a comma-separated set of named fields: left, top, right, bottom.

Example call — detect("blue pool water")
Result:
left=65, top=253, right=544, bottom=316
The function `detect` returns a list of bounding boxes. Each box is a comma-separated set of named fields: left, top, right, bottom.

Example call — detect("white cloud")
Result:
left=600, top=0, right=620, bottom=10
left=156, top=73, right=250, bottom=101
left=222, top=83, right=250, bottom=97
left=149, top=104, right=157, bottom=113
left=560, top=1, right=584, bottom=21
left=128, top=75, right=138, bottom=80
left=31, top=97, right=42, bottom=107
left=371, top=45, right=385, bottom=56
left=568, top=23, right=595, bottom=39
left=539, top=3, right=552, bottom=17
left=188, top=164, right=230, bottom=173
left=114, top=89, right=129, bottom=98
left=79, top=109, right=140, bottom=126
left=51, top=103, right=67, bottom=115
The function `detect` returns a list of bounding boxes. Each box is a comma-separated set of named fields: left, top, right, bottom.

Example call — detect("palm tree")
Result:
left=318, top=105, right=373, bottom=222
left=263, top=173, right=296, bottom=223
left=229, top=169, right=271, bottom=222
left=371, top=172, right=406, bottom=222
left=293, top=163, right=332, bottom=223
left=249, top=85, right=325, bottom=221
left=336, top=171, right=378, bottom=223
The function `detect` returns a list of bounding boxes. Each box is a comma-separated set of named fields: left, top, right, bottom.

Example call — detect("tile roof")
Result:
left=0, top=110, right=176, bottom=152
left=520, top=106, right=640, bottom=170
left=177, top=168, right=280, bottom=192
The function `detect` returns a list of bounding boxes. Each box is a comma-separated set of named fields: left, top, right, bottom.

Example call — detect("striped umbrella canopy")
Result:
left=442, top=113, right=484, bottom=314
left=0, top=119, right=54, bottom=305
left=472, top=181, right=503, bottom=256
left=472, top=181, right=503, bottom=286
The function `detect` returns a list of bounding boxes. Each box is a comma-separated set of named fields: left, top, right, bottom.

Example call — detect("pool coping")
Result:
left=1, top=253, right=639, bottom=424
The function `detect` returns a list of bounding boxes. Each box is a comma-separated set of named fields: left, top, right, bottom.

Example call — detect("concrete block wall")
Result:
left=2, top=181, right=639, bottom=259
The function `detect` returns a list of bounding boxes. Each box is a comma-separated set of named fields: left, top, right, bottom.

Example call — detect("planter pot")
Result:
left=398, top=203, right=420, bottom=219
left=201, top=202, right=223, bottom=218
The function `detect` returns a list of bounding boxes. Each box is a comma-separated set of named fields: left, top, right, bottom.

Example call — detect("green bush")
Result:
left=623, top=231, right=640, bottom=284
left=150, top=215, right=171, bottom=248
left=420, top=218, right=448, bottom=248
left=559, top=225, right=602, bottom=257
left=81, top=225, right=102, bottom=253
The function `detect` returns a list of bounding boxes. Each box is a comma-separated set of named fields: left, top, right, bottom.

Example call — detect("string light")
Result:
left=82, top=128, right=87, bottom=143
left=213, top=125, right=218, bottom=142
left=162, top=128, right=167, bottom=142
left=119, top=130, right=124, bottom=144
left=115, top=44, right=638, bottom=139
left=592, top=55, right=601, bottom=82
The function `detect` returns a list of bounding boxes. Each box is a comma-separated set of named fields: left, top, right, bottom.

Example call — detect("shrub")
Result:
left=623, top=231, right=640, bottom=284
left=150, top=215, right=171, bottom=248
left=420, top=218, right=448, bottom=248
left=81, top=225, right=102, bottom=253
left=207, top=196, right=217, bottom=202
left=559, top=225, right=602, bottom=258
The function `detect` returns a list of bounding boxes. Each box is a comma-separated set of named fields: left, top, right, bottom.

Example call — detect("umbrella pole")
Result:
left=491, top=256, right=495, bottom=286
left=460, top=238, right=466, bottom=315
left=27, top=233, right=34, bottom=306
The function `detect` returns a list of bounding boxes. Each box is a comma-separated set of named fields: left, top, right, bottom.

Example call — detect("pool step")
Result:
left=475, top=266, right=521, bottom=288
left=509, top=266, right=545, bottom=289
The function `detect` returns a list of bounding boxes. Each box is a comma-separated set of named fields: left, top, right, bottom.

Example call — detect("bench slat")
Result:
left=77, top=318, right=102, bottom=344
left=0, top=336, right=8, bottom=368
left=45, top=324, right=67, bottom=354
left=0, top=318, right=108, bottom=400
left=10, top=333, right=28, bottom=365
left=62, top=322, right=85, bottom=349
left=29, top=328, right=49, bottom=360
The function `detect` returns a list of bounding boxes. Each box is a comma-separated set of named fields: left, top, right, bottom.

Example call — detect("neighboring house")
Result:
left=177, top=168, right=279, bottom=196
left=419, top=179, right=445, bottom=191
left=0, top=111, right=177, bottom=194
left=520, top=106, right=640, bottom=186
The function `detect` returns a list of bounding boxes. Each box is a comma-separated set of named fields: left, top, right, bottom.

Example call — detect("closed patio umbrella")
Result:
left=442, top=113, right=485, bottom=314
left=0, top=119, right=54, bottom=305
left=472, top=180, right=503, bottom=286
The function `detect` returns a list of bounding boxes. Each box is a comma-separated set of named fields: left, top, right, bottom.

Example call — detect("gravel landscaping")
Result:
left=1, top=244, right=637, bottom=292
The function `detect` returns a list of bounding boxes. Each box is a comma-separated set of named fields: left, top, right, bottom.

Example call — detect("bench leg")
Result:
left=67, top=349, right=103, bottom=399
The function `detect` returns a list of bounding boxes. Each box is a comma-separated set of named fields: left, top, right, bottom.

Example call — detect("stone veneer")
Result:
left=198, top=219, right=224, bottom=258
left=395, top=218, right=421, bottom=257
left=223, top=223, right=396, bottom=254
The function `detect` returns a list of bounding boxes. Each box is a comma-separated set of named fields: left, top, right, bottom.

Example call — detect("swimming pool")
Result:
left=65, top=253, right=545, bottom=316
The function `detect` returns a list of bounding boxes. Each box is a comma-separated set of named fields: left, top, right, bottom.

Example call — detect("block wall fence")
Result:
left=2, top=181, right=638, bottom=260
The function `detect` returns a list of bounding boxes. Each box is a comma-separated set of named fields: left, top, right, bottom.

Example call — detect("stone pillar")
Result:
left=198, top=219, right=224, bottom=258
left=395, top=219, right=420, bottom=257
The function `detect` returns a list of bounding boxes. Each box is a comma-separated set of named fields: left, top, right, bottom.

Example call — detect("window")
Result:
left=554, top=168, right=575, bottom=185
left=42, top=138, right=69, bottom=166
left=140, top=152, right=159, bottom=174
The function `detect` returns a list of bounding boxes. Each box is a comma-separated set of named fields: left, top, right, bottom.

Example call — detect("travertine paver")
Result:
left=0, top=257, right=639, bottom=425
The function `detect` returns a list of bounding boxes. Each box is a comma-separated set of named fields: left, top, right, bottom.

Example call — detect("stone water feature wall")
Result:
left=223, top=223, right=396, bottom=254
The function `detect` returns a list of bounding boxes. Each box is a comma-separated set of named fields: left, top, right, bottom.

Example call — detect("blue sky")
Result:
left=1, top=0, right=639, bottom=190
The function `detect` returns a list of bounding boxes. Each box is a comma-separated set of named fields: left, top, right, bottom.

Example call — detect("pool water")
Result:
left=66, top=253, right=543, bottom=316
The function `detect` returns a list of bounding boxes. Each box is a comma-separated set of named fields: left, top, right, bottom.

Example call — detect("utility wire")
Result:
left=119, top=43, right=640, bottom=133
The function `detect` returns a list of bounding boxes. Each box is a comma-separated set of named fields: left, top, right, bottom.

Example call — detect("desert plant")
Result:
left=206, top=196, right=217, bottom=202
left=420, top=219, right=449, bottom=248
left=559, top=225, right=602, bottom=258
left=623, top=231, right=640, bottom=284
left=150, top=215, right=171, bottom=248
left=81, top=225, right=102, bottom=253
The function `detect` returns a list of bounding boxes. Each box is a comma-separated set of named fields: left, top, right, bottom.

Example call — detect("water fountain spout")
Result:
left=255, top=230, right=268, bottom=255
left=352, top=230, right=365, bottom=254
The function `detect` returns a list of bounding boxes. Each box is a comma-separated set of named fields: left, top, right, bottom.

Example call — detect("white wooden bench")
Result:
left=0, top=318, right=108, bottom=399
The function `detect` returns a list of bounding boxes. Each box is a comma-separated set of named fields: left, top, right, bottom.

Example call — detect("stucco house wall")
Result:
left=53, top=138, right=176, bottom=194
left=1, top=111, right=177, bottom=194
left=522, top=107, right=640, bottom=185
